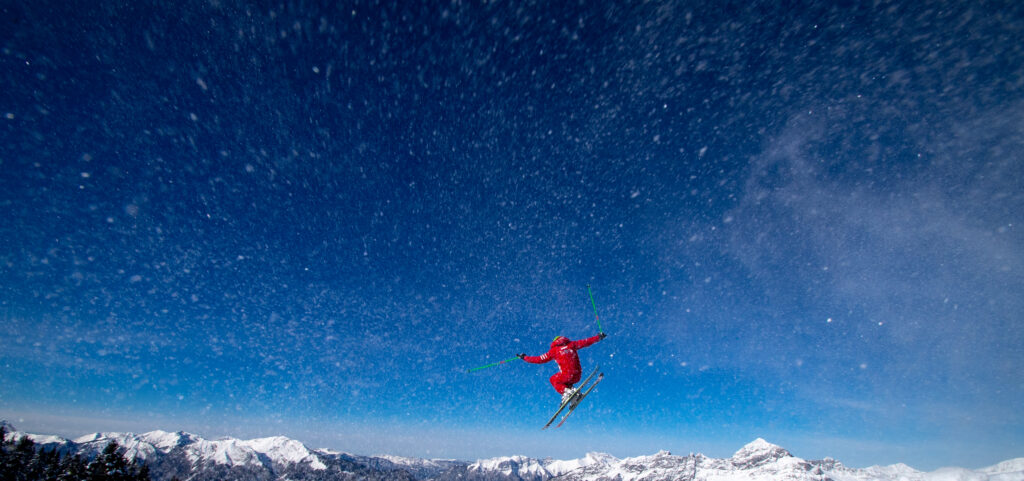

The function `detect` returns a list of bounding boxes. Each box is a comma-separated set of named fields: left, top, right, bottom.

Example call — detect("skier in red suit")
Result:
left=518, top=333, right=606, bottom=403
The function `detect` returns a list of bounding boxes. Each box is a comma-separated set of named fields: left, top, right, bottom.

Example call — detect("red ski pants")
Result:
left=550, top=370, right=582, bottom=394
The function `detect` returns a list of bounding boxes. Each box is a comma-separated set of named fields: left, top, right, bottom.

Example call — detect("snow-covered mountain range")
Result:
left=4, top=427, right=1022, bottom=481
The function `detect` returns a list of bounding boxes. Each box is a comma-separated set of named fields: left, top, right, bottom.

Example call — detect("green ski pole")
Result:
left=587, top=284, right=604, bottom=334
left=466, top=356, right=521, bottom=373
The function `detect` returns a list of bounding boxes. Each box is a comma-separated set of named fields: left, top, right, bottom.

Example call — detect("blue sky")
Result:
left=2, top=0, right=1022, bottom=471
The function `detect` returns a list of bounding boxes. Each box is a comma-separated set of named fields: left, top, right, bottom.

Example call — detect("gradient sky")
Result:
left=2, top=0, right=1022, bottom=472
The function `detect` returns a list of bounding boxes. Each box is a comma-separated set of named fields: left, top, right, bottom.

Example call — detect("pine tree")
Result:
left=38, top=447, right=64, bottom=480
left=24, top=445, right=48, bottom=480
left=11, top=436, right=36, bottom=480
left=88, top=441, right=123, bottom=481
left=58, top=454, right=90, bottom=481
left=0, top=425, right=13, bottom=481
left=84, top=441, right=151, bottom=481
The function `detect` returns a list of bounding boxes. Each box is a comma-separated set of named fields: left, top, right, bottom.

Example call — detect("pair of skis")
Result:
left=542, top=365, right=604, bottom=429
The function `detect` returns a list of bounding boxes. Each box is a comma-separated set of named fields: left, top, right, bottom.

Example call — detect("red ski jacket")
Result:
left=522, top=335, right=602, bottom=375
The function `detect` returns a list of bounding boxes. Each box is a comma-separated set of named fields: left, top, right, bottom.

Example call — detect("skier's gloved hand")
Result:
left=517, top=353, right=527, bottom=359
left=599, top=332, right=607, bottom=340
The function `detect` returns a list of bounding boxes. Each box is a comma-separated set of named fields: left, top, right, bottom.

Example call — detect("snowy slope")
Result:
left=70, top=430, right=327, bottom=470
left=377, top=454, right=457, bottom=469
left=854, top=461, right=1024, bottom=481
left=554, top=439, right=1023, bottom=481
left=462, top=451, right=620, bottom=481
left=349, top=452, right=466, bottom=479
left=544, top=452, right=618, bottom=476
left=559, top=450, right=697, bottom=481
left=469, top=455, right=553, bottom=481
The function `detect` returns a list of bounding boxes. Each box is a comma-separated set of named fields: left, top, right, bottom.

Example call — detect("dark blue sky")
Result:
left=2, top=0, right=1022, bottom=471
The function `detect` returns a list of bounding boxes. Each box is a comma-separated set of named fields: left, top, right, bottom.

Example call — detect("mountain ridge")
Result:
left=4, top=427, right=1022, bottom=481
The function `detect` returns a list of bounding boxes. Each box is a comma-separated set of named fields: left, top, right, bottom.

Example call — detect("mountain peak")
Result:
left=731, top=438, right=792, bottom=468
left=741, top=438, right=783, bottom=451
